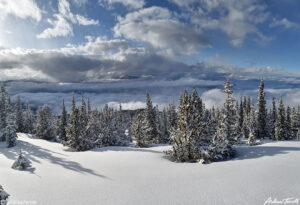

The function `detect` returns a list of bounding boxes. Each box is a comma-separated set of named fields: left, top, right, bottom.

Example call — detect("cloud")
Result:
left=37, top=0, right=98, bottom=39
left=114, top=6, right=210, bottom=53
left=170, top=0, right=270, bottom=47
left=269, top=18, right=299, bottom=29
left=201, top=89, right=225, bottom=109
left=0, top=0, right=41, bottom=21
left=37, top=14, right=73, bottom=39
left=99, top=0, right=145, bottom=10
left=76, top=15, right=99, bottom=25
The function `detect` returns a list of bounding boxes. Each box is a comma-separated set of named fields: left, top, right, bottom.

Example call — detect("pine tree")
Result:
left=270, top=97, right=277, bottom=139
left=0, top=85, right=7, bottom=141
left=131, top=113, right=147, bottom=147
left=166, top=101, right=177, bottom=131
left=167, top=92, right=199, bottom=162
left=66, top=107, right=89, bottom=151
left=12, top=150, right=31, bottom=170
left=275, top=96, right=287, bottom=140
left=35, top=105, right=56, bottom=140
left=14, top=96, right=24, bottom=133
left=291, top=107, right=298, bottom=139
left=0, top=185, right=9, bottom=205
left=24, top=102, right=34, bottom=134
left=256, top=79, right=267, bottom=139
left=286, top=106, right=292, bottom=139
left=59, top=99, right=67, bottom=142
left=5, top=109, right=17, bottom=148
left=209, top=77, right=235, bottom=160
left=79, top=95, right=87, bottom=138
left=142, top=92, right=158, bottom=143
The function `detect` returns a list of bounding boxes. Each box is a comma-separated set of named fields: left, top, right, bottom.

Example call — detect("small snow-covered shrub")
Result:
left=12, top=151, right=31, bottom=170
left=0, top=185, right=9, bottom=205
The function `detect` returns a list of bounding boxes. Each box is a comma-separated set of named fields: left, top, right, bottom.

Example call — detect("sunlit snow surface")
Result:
left=1, top=134, right=300, bottom=205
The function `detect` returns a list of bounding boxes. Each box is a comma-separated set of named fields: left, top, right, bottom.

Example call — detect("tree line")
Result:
left=1, top=78, right=299, bottom=163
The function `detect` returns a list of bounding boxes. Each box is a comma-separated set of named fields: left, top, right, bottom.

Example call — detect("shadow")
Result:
left=0, top=140, right=108, bottom=179
left=91, top=146, right=161, bottom=154
left=233, top=145, right=300, bottom=161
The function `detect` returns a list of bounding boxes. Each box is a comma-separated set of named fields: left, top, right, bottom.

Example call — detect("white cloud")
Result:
left=114, top=6, right=210, bottom=53
left=170, top=0, right=270, bottom=47
left=99, top=0, right=145, bottom=10
left=0, top=0, right=41, bottom=21
left=37, top=0, right=98, bottom=39
left=201, top=89, right=225, bottom=109
left=269, top=18, right=299, bottom=29
left=76, top=15, right=99, bottom=26
left=37, top=14, right=73, bottom=39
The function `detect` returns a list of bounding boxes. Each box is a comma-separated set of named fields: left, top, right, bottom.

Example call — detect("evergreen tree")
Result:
left=209, top=77, right=235, bottom=160
left=256, top=79, right=267, bottom=139
left=286, top=106, right=292, bottom=139
left=167, top=92, right=200, bottom=162
left=24, top=102, right=34, bottom=134
left=142, top=92, right=158, bottom=143
left=275, top=96, right=287, bottom=140
left=67, top=107, right=89, bottom=151
left=14, top=96, right=24, bottom=133
left=5, top=109, right=17, bottom=148
left=270, top=97, right=277, bottom=139
left=35, top=105, right=56, bottom=140
left=291, top=107, right=298, bottom=139
left=0, top=185, right=9, bottom=205
left=11, top=150, right=31, bottom=170
left=131, top=113, right=147, bottom=147
left=0, top=85, right=7, bottom=141
left=59, top=99, right=67, bottom=142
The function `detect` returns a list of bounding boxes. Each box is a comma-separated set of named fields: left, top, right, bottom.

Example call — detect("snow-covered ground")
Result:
left=1, top=134, right=300, bottom=205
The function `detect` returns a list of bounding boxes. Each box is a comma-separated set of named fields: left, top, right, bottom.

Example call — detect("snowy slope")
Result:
left=1, top=134, right=300, bottom=205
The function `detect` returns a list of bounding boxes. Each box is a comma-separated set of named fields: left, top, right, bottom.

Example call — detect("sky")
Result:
left=0, top=0, right=300, bottom=112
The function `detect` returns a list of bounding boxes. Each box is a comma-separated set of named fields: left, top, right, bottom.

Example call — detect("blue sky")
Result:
left=0, top=0, right=300, bottom=111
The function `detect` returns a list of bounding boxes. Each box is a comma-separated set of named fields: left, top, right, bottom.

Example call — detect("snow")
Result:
left=1, top=134, right=300, bottom=205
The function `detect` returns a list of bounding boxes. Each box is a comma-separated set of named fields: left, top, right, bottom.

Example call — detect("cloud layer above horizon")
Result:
left=0, top=0, right=300, bottom=112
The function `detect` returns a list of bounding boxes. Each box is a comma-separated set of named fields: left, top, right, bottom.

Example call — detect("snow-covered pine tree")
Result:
left=270, top=97, right=277, bottom=139
left=67, top=107, right=89, bottom=151
left=5, top=107, right=17, bottom=148
left=275, top=96, right=287, bottom=140
left=190, top=88, right=210, bottom=159
left=131, top=113, right=147, bottom=147
left=167, top=92, right=198, bottom=162
left=297, top=128, right=300, bottom=140
left=35, top=105, right=56, bottom=140
left=79, top=95, right=88, bottom=139
left=286, top=106, right=292, bottom=139
left=142, top=92, right=158, bottom=143
left=256, top=79, right=267, bottom=139
left=249, top=98, right=258, bottom=138
left=0, top=185, right=9, bottom=205
left=291, top=107, right=298, bottom=139
left=86, top=109, right=102, bottom=147
left=14, top=96, right=24, bottom=133
left=209, top=77, right=235, bottom=161
left=12, top=150, right=31, bottom=170
left=59, top=99, right=67, bottom=142
left=221, top=76, right=237, bottom=145
left=166, top=101, right=177, bottom=131
left=87, top=97, right=91, bottom=118
left=238, top=97, right=244, bottom=130
left=24, top=102, right=34, bottom=134
left=0, top=85, right=7, bottom=141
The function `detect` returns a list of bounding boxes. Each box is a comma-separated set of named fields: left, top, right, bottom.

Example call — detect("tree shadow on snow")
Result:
left=0, top=141, right=108, bottom=179
left=91, top=146, right=161, bottom=154
left=233, top=145, right=300, bottom=161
